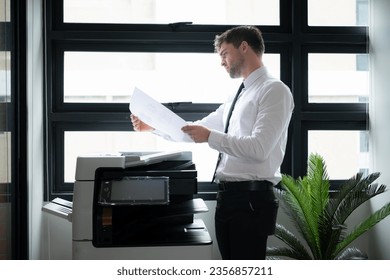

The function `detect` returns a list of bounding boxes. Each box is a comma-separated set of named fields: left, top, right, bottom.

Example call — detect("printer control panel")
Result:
left=98, top=176, right=169, bottom=205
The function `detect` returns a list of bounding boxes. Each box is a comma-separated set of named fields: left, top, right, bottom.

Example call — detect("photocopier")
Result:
left=43, top=151, right=213, bottom=260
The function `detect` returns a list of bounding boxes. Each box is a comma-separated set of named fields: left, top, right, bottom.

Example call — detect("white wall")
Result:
left=27, top=0, right=46, bottom=259
left=368, top=0, right=390, bottom=259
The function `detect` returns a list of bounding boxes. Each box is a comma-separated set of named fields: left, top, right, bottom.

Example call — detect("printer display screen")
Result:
left=98, top=176, right=169, bottom=205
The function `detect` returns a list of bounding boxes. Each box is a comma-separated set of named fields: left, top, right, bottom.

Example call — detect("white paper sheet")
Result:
left=129, top=87, right=193, bottom=142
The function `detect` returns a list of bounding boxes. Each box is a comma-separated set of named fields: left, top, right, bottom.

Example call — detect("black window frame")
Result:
left=1, top=0, right=29, bottom=259
left=44, top=0, right=369, bottom=201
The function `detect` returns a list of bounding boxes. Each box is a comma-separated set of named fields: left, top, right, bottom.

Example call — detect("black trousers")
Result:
left=215, top=189, right=279, bottom=260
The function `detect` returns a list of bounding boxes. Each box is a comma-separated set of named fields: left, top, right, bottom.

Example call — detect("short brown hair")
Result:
left=214, top=25, right=265, bottom=55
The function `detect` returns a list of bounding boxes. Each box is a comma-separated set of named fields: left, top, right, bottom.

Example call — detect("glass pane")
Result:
left=64, top=0, right=279, bottom=25
left=308, top=0, right=369, bottom=26
left=308, top=130, right=369, bottom=180
left=64, top=52, right=280, bottom=103
left=64, top=131, right=219, bottom=183
left=0, top=183, right=12, bottom=259
left=0, top=0, right=10, bottom=22
left=308, top=53, right=369, bottom=103
left=0, top=52, right=11, bottom=102
left=0, top=0, right=11, bottom=259
left=0, top=132, right=11, bottom=184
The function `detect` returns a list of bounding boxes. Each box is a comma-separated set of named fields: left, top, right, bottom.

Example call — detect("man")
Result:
left=131, top=25, right=294, bottom=260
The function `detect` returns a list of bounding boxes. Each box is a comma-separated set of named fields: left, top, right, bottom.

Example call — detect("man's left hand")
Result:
left=182, top=125, right=211, bottom=143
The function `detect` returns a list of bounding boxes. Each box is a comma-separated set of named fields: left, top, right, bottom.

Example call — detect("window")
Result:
left=63, top=0, right=280, bottom=25
left=45, top=0, right=369, bottom=200
left=308, top=130, right=369, bottom=179
left=308, top=53, right=369, bottom=103
left=63, top=52, right=280, bottom=104
left=308, top=0, right=369, bottom=26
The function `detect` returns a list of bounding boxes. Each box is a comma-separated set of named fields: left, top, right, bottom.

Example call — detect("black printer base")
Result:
left=93, top=218, right=212, bottom=248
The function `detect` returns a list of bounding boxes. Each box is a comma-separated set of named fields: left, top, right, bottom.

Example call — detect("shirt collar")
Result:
left=242, top=66, right=267, bottom=89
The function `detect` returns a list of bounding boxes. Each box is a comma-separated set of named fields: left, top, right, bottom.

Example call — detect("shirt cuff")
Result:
left=208, top=129, right=225, bottom=150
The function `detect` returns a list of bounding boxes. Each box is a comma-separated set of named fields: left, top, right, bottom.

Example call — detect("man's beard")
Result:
left=228, top=57, right=244, bottom=78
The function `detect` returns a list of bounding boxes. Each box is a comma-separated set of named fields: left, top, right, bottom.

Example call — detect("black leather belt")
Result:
left=218, top=180, right=274, bottom=192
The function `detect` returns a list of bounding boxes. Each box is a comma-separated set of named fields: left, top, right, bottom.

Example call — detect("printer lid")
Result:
left=121, top=150, right=184, bottom=167
left=75, top=151, right=190, bottom=181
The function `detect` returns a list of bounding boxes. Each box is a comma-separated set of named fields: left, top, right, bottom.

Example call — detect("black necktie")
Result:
left=211, top=82, right=244, bottom=183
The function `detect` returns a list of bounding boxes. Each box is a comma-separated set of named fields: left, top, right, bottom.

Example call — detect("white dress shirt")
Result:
left=198, top=66, right=294, bottom=185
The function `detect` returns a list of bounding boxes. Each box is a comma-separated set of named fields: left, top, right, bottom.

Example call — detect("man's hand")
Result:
left=182, top=124, right=211, bottom=143
left=130, top=114, right=154, bottom=132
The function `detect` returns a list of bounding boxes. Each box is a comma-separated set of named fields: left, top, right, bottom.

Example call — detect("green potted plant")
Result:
left=267, top=153, right=390, bottom=260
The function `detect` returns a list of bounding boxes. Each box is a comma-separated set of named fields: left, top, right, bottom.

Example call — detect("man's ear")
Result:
left=240, top=41, right=249, bottom=53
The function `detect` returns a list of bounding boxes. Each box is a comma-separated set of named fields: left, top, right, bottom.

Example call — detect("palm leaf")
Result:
left=269, top=152, right=390, bottom=260
left=336, top=247, right=368, bottom=260
left=329, top=173, right=382, bottom=226
left=279, top=154, right=331, bottom=259
left=322, top=223, right=348, bottom=259
left=322, top=174, right=385, bottom=258
left=333, top=202, right=390, bottom=258
left=306, top=154, right=330, bottom=258
left=266, top=247, right=304, bottom=260
left=280, top=175, right=322, bottom=258
left=267, top=223, right=312, bottom=259
left=306, top=154, right=330, bottom=212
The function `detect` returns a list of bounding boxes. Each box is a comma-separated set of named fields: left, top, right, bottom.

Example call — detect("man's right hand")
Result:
left=130, top=114, right=154, bottom=132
